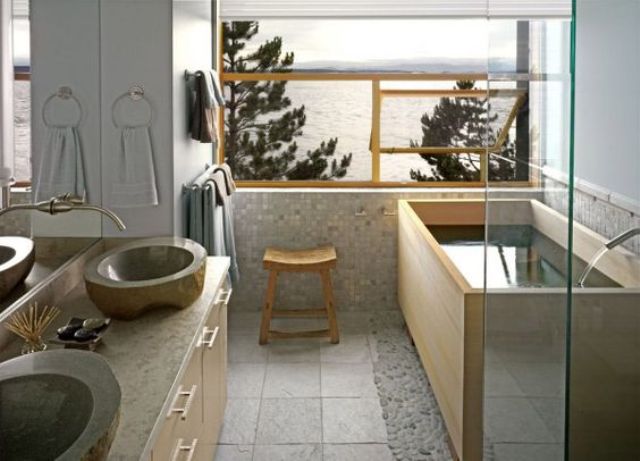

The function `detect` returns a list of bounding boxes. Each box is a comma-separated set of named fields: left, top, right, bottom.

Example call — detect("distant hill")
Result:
left=292, top=57, right=515, bottom=73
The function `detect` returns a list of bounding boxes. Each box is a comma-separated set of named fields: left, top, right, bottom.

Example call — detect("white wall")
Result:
left=575, top=0, right=640, bottom=202
left=30, top=0, right=101, bottom=237
left=171, top=0, right=214, bottom=235
left=100, top=0, right=173, bottom=237
left=30, top=0, right=214, bottom=237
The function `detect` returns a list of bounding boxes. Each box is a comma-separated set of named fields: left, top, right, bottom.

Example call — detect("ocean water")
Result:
left=251, top=80, right=516, bottom=181
left=14, top=81, right=31, bottom=181
left=14, top=80, right=514, bottom=182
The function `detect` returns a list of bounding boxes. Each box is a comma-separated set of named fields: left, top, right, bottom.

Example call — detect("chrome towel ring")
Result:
left=42, top=86, right=83, bottom=128
left=111, top=85, right=153, bottom=128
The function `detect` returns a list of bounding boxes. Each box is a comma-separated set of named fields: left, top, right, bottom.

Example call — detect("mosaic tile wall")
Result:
left=230, top=189, right=539, bottom=312
left=543, top=176, right=640, bottom=255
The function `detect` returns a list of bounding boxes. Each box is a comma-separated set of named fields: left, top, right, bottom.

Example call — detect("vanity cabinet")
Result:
left=151, top=283, right=231, bottom=461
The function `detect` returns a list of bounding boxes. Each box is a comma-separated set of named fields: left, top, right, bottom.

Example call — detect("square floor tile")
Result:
left=253, top=444, right=322, bottom=461
left=322, top=398, right=388, bottom=443
left=336, top=312, right=371, bottom=335
left=263, top=363, right=321, bottom=398
left=485, top=397, right=555, bottom=444
left=485, top=362, right=524, bottom=397
left=504, top=362, right=565, bottom=398
left=321, top=362, right=378, bottom=398
left=228, top=311, right=262, bottom=335
left=219, top=399, right=261, bottom=444
left=267, top=341, right=321, bottom=363
left=493, top=443, right=563, bottom=461
left=227, top=363, right=266, bottom=398
left=323, top=444, right=394, bottom=461
left=214, top=444, right=253, bottom=461
left=256, top=398, right=322, bottom=444
left=229, top=334, right=268, bottom=363
left=320, top=335, right=371, bottom=364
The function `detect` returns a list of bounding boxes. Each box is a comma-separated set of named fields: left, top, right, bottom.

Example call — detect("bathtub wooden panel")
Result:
left=398, top=200, right=484, bottom=461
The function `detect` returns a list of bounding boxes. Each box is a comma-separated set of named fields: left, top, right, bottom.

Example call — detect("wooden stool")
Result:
left=259, top=245, right=339, bottom=345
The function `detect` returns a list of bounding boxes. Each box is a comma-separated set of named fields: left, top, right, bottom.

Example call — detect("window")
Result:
left=13, top=1, right=31, bottom=185
left=218, top=19, right=537, bottom=187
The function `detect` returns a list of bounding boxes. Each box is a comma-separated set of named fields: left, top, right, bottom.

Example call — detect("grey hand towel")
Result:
left=110, top=126, right=159, bottom=208
left=34, top=126, right=86, bottom=202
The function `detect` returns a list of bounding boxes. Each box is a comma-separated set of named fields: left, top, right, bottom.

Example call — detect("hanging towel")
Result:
left=34, top=126, right=86, bottom=202
left=190, top=70, right=224, bottom=143
left=210, top=171, right=239, bottom=284
left=110, top=126, right=159, bottom=208
left=185, top=171, right=239, bottom=285
left=214, top=163, right=236, bottom=195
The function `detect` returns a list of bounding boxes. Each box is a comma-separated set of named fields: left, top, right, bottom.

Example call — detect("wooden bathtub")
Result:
left=397, top=199, right=640, bottom=461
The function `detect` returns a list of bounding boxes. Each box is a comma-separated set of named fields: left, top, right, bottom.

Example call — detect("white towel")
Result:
left=34, top=126, right=85, bottom=202
left=110, top=126, right=159, bottom=208
left=202, top=70, right=224, bottom=108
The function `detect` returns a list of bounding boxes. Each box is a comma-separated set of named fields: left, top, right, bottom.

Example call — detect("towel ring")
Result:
left=42, top=86, right=83, bottom=128
left=111, top=85, right=153, bottom=128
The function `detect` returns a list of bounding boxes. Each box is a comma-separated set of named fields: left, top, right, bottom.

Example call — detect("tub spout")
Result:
left=577, top=227, right=640, bottom=287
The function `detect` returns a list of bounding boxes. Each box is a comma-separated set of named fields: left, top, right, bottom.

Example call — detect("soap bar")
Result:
left=83, top=318, right=108, bottom=330
left=74, top=328, right=99, bottom=341
left=57, top=324, right=81, bottom=340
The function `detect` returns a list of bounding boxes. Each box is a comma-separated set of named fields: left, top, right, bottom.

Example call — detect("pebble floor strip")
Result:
left=369, top=313, right=453, bottom=461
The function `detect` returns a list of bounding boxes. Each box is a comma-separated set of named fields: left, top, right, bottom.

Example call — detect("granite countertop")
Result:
left=2, top=255, right=230, bottom=460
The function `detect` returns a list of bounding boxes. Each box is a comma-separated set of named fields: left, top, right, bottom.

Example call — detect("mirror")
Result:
left=0, top=0, right=101, bottom=314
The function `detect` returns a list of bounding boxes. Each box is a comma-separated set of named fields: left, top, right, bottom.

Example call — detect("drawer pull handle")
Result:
left=214, top=288, right=233, bottom=305
left=170, top=438, right=198, bottom=461
left=201, top=326, right=219, bottom=349
left=167, top=384, right=197, bottom=420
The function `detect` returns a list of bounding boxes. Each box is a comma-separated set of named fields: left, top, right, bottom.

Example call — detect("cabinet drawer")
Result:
left=200, top=288, right=230, bottom=445
left=157, top=437, right=214, bottom=461
left=152, top=347, right=203, bottom=460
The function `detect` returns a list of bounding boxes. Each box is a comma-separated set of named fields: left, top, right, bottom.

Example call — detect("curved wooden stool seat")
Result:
left=260, top=245, right=339, bottom=344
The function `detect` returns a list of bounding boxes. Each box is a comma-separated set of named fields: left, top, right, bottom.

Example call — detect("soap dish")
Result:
left=49, top=317, right=111, bottom=351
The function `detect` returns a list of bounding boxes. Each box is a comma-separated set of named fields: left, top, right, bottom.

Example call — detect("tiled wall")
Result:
left=230, top=189, right=539, bottom=312
left=543, top=176, right=640, bottom=255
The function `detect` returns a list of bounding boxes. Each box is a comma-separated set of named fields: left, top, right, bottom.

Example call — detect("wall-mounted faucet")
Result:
left=577, top=227, right=640, bottom=287
left=0, top=193, right=126, bottom=231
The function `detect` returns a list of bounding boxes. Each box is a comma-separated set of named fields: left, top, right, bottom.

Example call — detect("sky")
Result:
left=240, top=19, right=518, bottom=65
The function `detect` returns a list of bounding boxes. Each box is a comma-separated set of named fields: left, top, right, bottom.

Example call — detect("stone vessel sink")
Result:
left=0, top=236, right=35, bottom=299
left=84, top=237, right=207, bottom=320
left=0, top=349, right=121, bottom=461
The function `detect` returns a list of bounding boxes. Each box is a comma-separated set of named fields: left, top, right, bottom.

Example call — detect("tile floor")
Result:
left=216, top=312, right=394, bottom=461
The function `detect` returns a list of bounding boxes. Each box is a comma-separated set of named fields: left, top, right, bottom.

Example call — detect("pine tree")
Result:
left=410, top=80, right=516, bottom=182
left=223, top=22, right=352, bottom=180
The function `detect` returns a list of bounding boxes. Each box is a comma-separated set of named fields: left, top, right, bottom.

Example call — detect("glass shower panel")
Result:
left=483, top=12, right=573, bottom=461
left=570, top=1, right=640, bottom=459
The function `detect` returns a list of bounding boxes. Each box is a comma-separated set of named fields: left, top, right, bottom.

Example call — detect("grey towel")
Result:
left=190, top=74, right=217, bottom=143
left=190, top=70, right=224, bottom=144
left=210, top=171, right=239, bottom=284
left=34, top=126, right=86, bottom=202
left=214, top=163, right=236, bottom=195
left=110, top=126, right=159, bottom=208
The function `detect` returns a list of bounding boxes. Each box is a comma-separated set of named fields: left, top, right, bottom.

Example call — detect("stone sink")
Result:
left=0, top=236, right=35, bottom=300
left=84, top=237, right=207, bottom=320
left=0, top=349, right=121, bottom=461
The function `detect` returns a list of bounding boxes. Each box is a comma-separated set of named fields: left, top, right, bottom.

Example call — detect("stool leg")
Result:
left=259, top=270, right=278, bottom=345
left=320, top=269, right=339, bottom=344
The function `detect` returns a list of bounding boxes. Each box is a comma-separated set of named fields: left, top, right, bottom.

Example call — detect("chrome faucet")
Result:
left=0, top=193, right=126, bottom=231
left=577, top=227, right=640, bottom=287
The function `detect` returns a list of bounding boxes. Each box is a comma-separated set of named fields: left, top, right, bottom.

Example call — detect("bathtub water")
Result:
left=427, top=224, right=620, bottom=289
